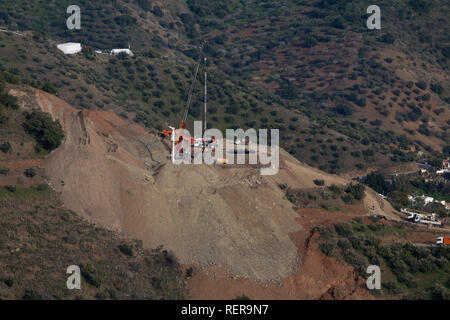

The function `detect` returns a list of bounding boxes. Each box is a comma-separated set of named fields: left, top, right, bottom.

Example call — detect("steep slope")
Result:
left=10, top=88, right=396, bottom=283
left=34, top=89, right=301, bottom=281
left=0, top=85, right=187, bottom=300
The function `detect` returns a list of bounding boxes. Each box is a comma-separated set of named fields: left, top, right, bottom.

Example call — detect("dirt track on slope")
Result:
left=30, top=89, right=399, bottom=285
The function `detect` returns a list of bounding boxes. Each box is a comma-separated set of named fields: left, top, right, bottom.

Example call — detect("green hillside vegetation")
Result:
left=22, top=109, right=65, bottom=151
left=280, top=182, right=366, bottom=210
left=318, top=218, right=450, bottom=300
left=0, top=0, right=448, bottom=174
left=0, top=186, right=187, bottom=299
left=0, top=74, right=187, bottom=299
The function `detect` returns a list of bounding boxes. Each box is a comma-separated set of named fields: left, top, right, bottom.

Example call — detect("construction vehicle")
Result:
left=215, top=158, right=228, bottom=165
left=162, top=41, right=208, bottom=144
left=161, top=40, right=221, bottom=161
left=436, top=237, right=450, bottom=245
left=405, top=212, right=442, bottom=226
left=402, top=208, right=443, bottom=226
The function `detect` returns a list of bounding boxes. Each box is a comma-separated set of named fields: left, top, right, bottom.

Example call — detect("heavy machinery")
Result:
left=436, top=236, right=450, bottom=245
left=162, top=41, right=211, bottom=149
left=402, top=208, right=444, bottom=227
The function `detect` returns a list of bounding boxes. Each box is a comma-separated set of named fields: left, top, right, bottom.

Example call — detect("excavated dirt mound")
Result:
left=30, top=89, right=398, bottom=283
left=188, top=206, right=374, bottom=300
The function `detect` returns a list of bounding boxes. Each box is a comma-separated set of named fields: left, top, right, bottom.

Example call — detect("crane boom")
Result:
left=181, top=40, right=206, bottom=129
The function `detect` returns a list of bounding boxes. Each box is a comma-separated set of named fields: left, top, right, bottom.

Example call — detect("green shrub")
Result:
left=341, top=193, right=353, bottom=203
left=388, top=191, right=409, bottom=210
left=0, top=167, right=10, bottom=175
left=24, top=168, right=37, bottom=178
left=382, top=281, right=401, bottom=294
left=345, top=183, right=365, bottom=200
left=334, top=103, right=355, bottom=116
left=364, top=172, right=387, bottom=194
left=285, top=189, right=298, bottom=204
left=0, top=109, right=8, bottom=125
left=430, top=83, right=443, bottom=95
left=23, top=110, right=65, bottom=151
left=313, top=179, right=325, bottom=186
left=278, top=183, right=287, bottom=190
left=41, top=82, right=58, bottom=95
left=135, top=0, right=151, bottom=11
left=80, top=263, right=102, bottom=288
left=327, top=184, right=343, bottom=195
left=5, top=185, right=17, bottom=192
left=0, top=93, right=19, bottom=109
left=379, top=33, right=395, bottom=44
left=114, top=15, right=137, bottom=26
left=118, top=243, right=134, bottom=256
left=152, top=5, right=164, bottom=17
left=415, top=81, right=427, bottom=90
left=37, top=184, right=49, bottom=192
left=185, top=267, right=193, bottom=278
left=442, top=47, right=450, bottom=58
left=338, top=238, right=352, bottom=250
left=331, top=17, right=345, bottom=29
left=151, top=277, right=162, bottom=289
left=335, top=223, right=352, bottom=237
left=303, top=36, right=317, bottom=48
left=397, top=272, right=417, bottom=288
left=0, top=141, right=11, bottom=153
left=23, top=290, right=43, bottom=300
left=408, top=0, right=431, bottom=13
left=319, top=240, right=336, bottom=256
left=428, top=284, right=450, bottom=300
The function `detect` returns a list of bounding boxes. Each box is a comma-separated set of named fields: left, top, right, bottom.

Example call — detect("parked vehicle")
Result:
left=436, top=237, right=450, bottom=245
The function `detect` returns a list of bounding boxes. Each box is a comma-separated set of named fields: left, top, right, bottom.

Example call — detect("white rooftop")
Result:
left=57, top=42, right=82, bottom=55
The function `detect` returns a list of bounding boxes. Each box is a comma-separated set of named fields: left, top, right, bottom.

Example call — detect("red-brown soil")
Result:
left=188, top=205, right=373, bottom=300
left=13, top=88, right=402, bottom=295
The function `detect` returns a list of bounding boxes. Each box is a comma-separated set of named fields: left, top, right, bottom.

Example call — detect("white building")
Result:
left=437, top=159, right=450, bottom=174
left=110, top=49, right=134, bottom=57
left=408, top=194, right=434, bottom=205
left=57, top=42, right=82, bottom=55
left=421, top=195, right=434, bottom=205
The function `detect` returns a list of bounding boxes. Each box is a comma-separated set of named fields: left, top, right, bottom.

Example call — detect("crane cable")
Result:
left=180, top=40, right=206, bottom=129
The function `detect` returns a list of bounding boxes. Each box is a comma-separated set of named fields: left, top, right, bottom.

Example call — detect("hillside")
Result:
left=0, top=84, right=187, bottom=299
left=26, top=87, right=363, bottom=282
left=4, top=86, right=397, bottom=298
left=2, top=80, right=448, bottom=300
left=0, top=0, right=448, bottom=174
left=0, top=0, right=449, bottom=301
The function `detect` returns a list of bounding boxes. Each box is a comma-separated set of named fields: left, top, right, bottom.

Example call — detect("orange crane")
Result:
left=163, top=40, right=206, bottom=145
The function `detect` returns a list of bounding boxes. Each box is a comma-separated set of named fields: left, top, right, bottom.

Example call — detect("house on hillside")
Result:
left=436, top=158, right=450, bottom=174
left=57, top=43, right=82, bottom=55
left=408, top=194, right=434, bottom=205
left=110, top=48, right=134, bottom=57
left=438, top=200, right=450, bottom=210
